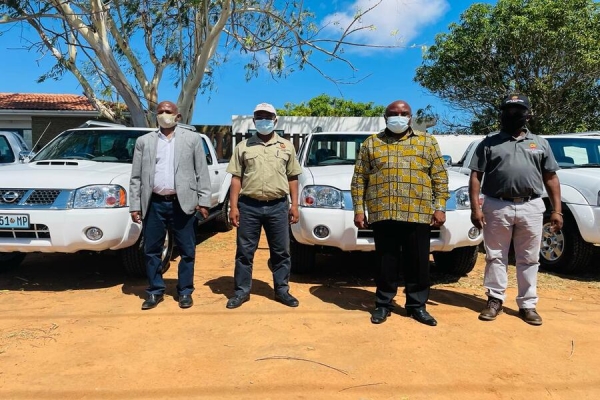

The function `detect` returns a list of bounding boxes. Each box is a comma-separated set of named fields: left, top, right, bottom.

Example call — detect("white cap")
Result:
left=253, top=102, right=277, bottom=116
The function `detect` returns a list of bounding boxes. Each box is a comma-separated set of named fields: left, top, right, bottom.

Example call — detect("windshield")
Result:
left=32, top=129, right=151, bottom=163
left=547, top=137, right=600, bottom=168
left=306, top=134, right=370, bottom=166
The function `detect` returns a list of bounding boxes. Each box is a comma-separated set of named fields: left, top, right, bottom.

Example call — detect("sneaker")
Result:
left=479, top=297, right=503, bottom=321
left=519, top=308, right=542, bottom=326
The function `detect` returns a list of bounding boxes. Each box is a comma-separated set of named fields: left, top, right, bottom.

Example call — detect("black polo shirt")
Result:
left=469, top=130, right=559, bottom=198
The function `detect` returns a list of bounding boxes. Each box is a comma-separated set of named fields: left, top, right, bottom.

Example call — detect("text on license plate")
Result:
left=0, top=214, right=30, bottom=229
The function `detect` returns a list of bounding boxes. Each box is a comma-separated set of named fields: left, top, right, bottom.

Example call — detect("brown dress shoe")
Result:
left=479, top=297, right=503, bottom=321
left=519, top=308, right=542, bottom=326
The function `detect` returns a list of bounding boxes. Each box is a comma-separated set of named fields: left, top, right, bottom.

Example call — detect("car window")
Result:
left=0, top=136, right=16, bottom=163
left=547, top=137, right=600, bottom=166
left=306, top=134, right=369, bottom=166
left=32, top=129, right=150, bottom=163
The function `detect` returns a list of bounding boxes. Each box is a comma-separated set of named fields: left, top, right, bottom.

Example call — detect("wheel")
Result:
left=539, top=213, right=594, bottom=273
left=213, top=193, right=233, bottom=232
left=0, top=252, right=26, bottom=273
left=432, top=246, right=478, bottom=276
left=120, top=230, right=174, bottom=278
left=290, top=235, right=316, bottom=274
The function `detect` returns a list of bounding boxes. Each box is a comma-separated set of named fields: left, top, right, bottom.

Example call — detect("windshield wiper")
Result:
left=575, top=163, right=600, bottom=168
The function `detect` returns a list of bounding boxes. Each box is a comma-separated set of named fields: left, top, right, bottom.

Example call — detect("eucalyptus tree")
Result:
left=0, top=0, right=394, bottom=126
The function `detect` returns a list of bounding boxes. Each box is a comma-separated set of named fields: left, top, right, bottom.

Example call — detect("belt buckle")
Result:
left=514, top=197, right=525, bottom=203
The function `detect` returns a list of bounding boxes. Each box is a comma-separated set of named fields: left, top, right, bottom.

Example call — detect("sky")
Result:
left=0, top=0, right=495, bottom=126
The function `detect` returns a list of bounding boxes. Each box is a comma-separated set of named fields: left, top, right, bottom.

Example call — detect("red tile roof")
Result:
left=0, top=93, right=96, bottom=111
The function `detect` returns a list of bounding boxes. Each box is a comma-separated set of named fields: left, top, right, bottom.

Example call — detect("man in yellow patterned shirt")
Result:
left=351, top=100, right=449, bottom=326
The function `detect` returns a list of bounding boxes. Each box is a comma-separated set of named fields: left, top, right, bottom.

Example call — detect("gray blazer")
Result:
left=129, top=126, right=211, bottom=217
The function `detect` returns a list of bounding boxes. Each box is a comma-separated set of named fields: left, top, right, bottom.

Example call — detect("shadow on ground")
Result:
left=0, top=225, right=219, bottom=293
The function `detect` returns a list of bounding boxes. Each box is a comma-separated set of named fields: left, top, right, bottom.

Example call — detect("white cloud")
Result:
left=321, top=0, right=449, bottom=48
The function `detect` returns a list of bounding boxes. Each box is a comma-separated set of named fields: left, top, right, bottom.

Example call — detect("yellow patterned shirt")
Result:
left=351, top=129, right=449, bottom=225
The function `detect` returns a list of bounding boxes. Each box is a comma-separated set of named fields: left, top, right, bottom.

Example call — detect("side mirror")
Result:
left=442, top=155, right=452, bottom=167
left=18, top=150, right=35, bottom=163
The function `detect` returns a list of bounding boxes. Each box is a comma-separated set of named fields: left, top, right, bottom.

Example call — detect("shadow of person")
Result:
left=428, top=288, right=519, bottom=317
left=428, top=288, right=485, bottom=313
left=121, top=278, right=180, bottom=300
left=308, top=284, right=406, bottom=316
left=204, top=276, right=276, bottom=300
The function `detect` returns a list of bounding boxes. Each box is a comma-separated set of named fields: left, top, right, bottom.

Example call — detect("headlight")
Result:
left=72, top=185, right=127, bottom=208
left=448, top=186, right=474, bottom=210
left=300, top=185, right=344, bottom=209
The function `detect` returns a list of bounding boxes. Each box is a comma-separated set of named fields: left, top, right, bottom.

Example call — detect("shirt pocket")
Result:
left=274, top=150, right=290, bottom=174
left=243, top=152, right=260, bottom=172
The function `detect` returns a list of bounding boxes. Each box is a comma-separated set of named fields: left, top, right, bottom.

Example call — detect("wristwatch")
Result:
left=435, top=207, right=446, bottom=213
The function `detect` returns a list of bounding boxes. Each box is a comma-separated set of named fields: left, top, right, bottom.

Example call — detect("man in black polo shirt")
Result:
left=468, top=93, right=563, bottom=326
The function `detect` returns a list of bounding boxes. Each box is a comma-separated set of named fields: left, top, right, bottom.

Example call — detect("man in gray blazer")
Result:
left=129, top=100, right=211, bottom=310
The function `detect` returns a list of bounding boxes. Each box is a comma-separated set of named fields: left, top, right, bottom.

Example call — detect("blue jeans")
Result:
left=234, top=196, right=291, bottom=296
left=143, top=198, right=196, bottom=296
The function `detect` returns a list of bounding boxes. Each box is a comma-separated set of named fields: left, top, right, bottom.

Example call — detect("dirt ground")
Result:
left=1, top=225, right=600, bottom=400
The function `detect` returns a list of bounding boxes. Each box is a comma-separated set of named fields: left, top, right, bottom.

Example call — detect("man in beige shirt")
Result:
left=225, top=102, right=302, bottom=309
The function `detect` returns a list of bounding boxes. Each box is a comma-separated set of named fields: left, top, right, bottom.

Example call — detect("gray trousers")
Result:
left=482, top=196, right=545, bottom=309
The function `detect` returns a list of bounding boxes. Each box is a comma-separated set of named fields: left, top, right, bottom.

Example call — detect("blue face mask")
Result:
left=255, top=119, right=275, bottom=135
left=386, top=115, right=410, bottom=134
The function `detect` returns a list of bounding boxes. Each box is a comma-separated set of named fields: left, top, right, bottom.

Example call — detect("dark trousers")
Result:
left=144, top=198, right=196, bottom=296
left=234, top=196, right=291, bottom=296
left=371, top=220, right=431, bottom=310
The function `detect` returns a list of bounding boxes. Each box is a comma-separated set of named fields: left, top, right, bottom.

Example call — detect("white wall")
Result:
left=231, top=115, right=434, bottom=146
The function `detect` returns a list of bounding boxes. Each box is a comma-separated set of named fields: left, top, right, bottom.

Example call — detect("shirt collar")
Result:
left=498, top=128, right=533, bottom=141
left=377, top=127, right=421, bottom=141
left=247, top=133, right=283, bottom=146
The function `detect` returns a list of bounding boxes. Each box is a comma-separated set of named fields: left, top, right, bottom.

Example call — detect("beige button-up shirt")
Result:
left=227, top=134, right=302, bottom=201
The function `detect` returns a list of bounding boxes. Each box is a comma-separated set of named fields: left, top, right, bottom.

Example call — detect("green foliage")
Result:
left=278, top=94, right=385, bottom=117
left=415, top=0, right=600, bottom=134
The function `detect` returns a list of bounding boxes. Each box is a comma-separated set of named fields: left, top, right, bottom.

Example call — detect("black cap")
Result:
left=500, top=93, right=531, bottom=111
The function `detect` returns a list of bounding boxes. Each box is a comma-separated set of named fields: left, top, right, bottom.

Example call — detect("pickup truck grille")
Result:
left=0, top=189, right=61, bottom=206
left=0, top=189, right=27, bottom=204
left=0, top=224, right=51, bottom=239
left=24, top=190, right=61, bottom=205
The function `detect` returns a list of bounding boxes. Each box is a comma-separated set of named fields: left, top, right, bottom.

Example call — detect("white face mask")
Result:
left=157, top=113, right=178, bottom=129
left=386, top=115, right=410, bottom=134
left=255, top=119, right=275, bottom=135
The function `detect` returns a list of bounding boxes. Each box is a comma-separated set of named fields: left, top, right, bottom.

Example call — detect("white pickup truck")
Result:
left=289, top=131, right=484, bottom=275
left=449, top=132, right=600, bottom=273
left=0, top=123, right=232, bottom=277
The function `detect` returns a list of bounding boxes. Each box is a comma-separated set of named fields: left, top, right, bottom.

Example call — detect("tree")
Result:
left=0, top=0, right=395, bottom=127
left=277, top=94, right=385, bottom=117
left=414, top=0, right=600, bottom=135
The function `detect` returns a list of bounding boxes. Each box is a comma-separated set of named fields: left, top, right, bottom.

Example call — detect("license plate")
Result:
left=0, top=214, right=30, bottom=229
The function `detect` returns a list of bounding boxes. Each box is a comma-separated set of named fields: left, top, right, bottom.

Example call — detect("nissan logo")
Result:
left=2, top=191, right=20, bottom=203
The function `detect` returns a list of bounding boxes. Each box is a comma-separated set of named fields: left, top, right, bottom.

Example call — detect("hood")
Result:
left=557, top=168, right=600, bottom=205
left=0, top=160, right=132, bottom=189
left=303, top=165, right=469, bottom=191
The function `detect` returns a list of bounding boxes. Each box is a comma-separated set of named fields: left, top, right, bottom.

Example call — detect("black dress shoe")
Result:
left=274, top=292, right=299, bottom=307
left=371, top=307, right=391, bottom=324
left=142, top=294, right=164, bottom=310
left=407, top=308, right=437, bottom=326
left=226, top=294, right=250, bottom=309
left=178, top=294, right=193, bottom=309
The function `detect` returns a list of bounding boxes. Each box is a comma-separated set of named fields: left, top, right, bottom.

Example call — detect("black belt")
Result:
left=495, top=194, right=540, bottom=203
left=239, top=195, right=286, bottom=206
left=152, top=193, right=177, bottom=202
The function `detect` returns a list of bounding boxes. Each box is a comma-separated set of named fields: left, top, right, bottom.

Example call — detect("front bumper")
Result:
left=0, top=208, right=141, bottom=253
left=290, top=208, right=482, bottom=252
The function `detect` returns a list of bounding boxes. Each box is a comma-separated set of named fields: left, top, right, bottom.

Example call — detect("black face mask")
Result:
left=501, top=110, right=528, bottom=132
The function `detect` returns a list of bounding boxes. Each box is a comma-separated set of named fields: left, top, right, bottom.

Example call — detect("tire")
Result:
left=432, top=246, right=479, bottom=276
left=120, top=230, right=174, bottom=278
left=213, top=193, right=233, bottom=232
left=0, top=252, right=26, bottom=273
left=539, top=213, right=594, bottom=273
left=290, top=235, right=316, bottom=274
